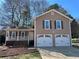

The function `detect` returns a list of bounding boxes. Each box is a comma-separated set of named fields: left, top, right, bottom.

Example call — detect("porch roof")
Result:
left=5, top=28, right=34, bottom=32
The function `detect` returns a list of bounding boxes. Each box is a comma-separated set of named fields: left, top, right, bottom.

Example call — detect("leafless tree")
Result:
left=3, top=0, right=30, bottom=27
left=1, top=0, right=48, bottom=27
left=30, top=0, right=48, bottom=16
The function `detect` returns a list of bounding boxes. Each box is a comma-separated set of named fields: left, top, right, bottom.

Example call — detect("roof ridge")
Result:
left=34, top=9, right=73, bottom=21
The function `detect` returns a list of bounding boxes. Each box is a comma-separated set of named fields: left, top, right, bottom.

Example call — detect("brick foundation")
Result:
left=6, top=41, right=28, bottom=48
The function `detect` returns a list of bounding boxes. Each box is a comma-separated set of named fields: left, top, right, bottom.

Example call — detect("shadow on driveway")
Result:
left=40, top=47, right=79, bottom=57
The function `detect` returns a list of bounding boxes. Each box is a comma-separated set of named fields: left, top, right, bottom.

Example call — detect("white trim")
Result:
left=6, top=31, right=9, bottom=41
left=34, top=9, right=73, bottom=21
left=56, top=20, right=62, bottom=30
left=37, top=34, right=53, bottom=47
left=44, top=20, right=51, bottom=30
left=62, top=34, right=69, bottom=38
left=34, top=20, right=37, bottom=48
left=37, top=34, right=52, bottom=38
left=20, top=31, right=25, bottom=38
left=55, top=34, right=69, bottom=38
left=45, top=34, right=52, bottom=37
left=53, top=9, right=72, bottom=21
left=37, top=34, right=44, bottom=38
left=55, top=34, right=70, bottom=46
left=6, top=40, right=28, bottom=41
left=11, top=32, right=16, bottom=39
left=69, top=21, right=72, bottom=46
left=17, top=31, right=19, bottom=41
left=55, top=34, right=61, bottom=38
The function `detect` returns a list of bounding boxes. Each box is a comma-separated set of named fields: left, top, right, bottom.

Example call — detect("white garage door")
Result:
left=55, top=34, right=70, bottom=46
left=37, top=34, right=53, bottom=47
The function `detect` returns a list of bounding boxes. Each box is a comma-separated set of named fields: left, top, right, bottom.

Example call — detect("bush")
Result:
left=72, top=38, right=79, bottom=43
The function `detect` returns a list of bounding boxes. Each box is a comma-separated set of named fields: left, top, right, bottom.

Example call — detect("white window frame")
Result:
left=11, top=32, right=16, bottom=39
left=62, top=34, right=69, bottom=38
left=21, top=31, right=25, bottom=38
left=55, top=34, right=69, bottom=38
left=37, top=34, right=44, bottom=38
left=45, top=34, right=52, bottom=38
left=56, top=20, right=62, bottom=30
left=37, top=34, right=52, bottom=38
left=55, top=34, right=62, bottom=38
left=44, top=20, right=50, bottom=30
left=6, top=31, right=8, bottom=37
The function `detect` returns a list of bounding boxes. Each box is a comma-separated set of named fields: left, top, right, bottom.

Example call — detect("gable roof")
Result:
left=35, top=9, right=73, bottom=21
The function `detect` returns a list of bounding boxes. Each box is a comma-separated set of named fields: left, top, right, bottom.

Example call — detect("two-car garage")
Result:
left=37, top=34, right=70, bottom=47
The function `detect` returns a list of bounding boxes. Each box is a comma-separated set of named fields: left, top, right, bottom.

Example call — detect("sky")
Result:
left=0, top=0, right=5, bottom=5
left=0, top=0, right=79, bottom=19
left=48, top=0, right=79, bottom=19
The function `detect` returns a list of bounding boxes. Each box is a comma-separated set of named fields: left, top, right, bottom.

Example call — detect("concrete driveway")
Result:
left=38, top=47, right=79, bottom=59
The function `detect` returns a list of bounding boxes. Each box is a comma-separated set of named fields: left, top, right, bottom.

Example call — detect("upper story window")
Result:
left=43, top=20, right=51, bottom=29
left=55, top=20, right=63, bottom=30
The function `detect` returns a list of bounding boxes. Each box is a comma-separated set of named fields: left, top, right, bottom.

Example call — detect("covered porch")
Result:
left=5, top=28, right=34, bottom=47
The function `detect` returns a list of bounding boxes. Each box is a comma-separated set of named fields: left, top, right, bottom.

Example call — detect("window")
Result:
left=11, top=32, right=16, bottom=38
left=56, top=20, right=62, bottom=29
left=6, top=32, right=8, bottom=37
left=44, top=20, right=50, bottom=29
left=21, top=32, right=25, bottom=38
left=38, top=35, right=43, bottom=38
left=56, top=35, right=61, bottom=37
left=45, top=35, right=51, bottom=38
left=62, top=35, right=68, bottom=37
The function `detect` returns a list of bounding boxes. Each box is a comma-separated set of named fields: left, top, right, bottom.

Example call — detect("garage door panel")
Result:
left=37, top=34, right=53, bottom=47
left=37, top=40, right=52, bottom=47
left=37, top=41, right=52, bottom=47
left=55, top=34, right=70, bottom=46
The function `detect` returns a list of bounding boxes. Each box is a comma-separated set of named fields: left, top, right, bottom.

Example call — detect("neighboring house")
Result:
left=0, top=25, right=9, bottom=45
left=0, top=26, right=4, bottom=30
left=0, top=24, right=9, bottom=35
left=5, top=9, right=72, bottom=47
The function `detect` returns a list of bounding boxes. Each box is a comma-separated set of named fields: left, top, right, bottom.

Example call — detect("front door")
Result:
left=28, top=32, right=34, bottom=47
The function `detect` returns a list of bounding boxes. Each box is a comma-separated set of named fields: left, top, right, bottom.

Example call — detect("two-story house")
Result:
left=5, top=9, right=72, bottom=47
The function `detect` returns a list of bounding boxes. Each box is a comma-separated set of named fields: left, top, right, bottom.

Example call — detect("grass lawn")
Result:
left=0, top=51, right=42, bottom=59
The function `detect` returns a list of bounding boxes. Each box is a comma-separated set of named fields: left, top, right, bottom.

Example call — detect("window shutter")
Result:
left=43, top=20, right=44, bottom=29
left=54, top=21, right=56, bottom=29
left=61, top=21, right=63, bottom=29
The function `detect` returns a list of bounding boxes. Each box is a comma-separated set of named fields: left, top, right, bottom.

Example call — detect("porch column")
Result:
left=34, top=20, right=37, bottom=48
left=34, top=31, right=36, bottom=48
left=6, top=31, right=10, bottom=41
left=28, top=32, right=29, bottom=47
left=17, top=31, right=19, bottom=41
left=5, top=30, right=10, bottom=45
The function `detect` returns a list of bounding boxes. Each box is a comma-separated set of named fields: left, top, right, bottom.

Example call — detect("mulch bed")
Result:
left=0, top=46, right=37, bottom=57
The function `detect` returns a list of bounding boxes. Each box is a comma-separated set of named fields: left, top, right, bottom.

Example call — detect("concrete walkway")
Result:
left=38, top=47, right=79, bottom=59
